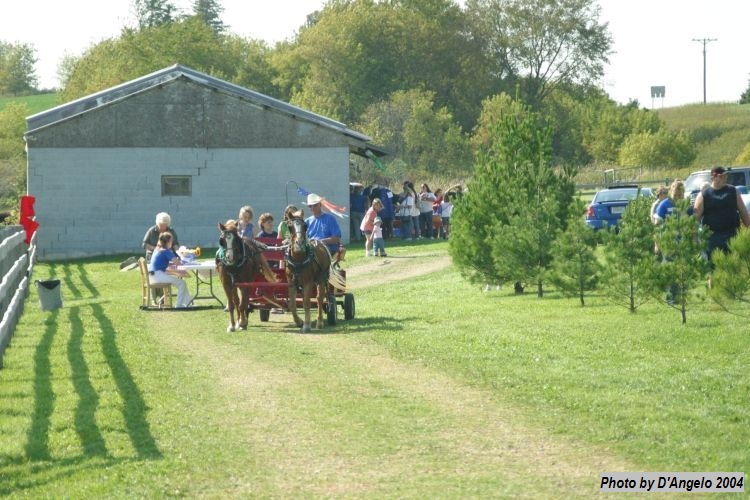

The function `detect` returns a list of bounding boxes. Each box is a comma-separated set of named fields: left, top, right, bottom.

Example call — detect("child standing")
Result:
left=372, top=217, right=387, bottom=257
left=439, top=194, right=453, bottom=239
left=360, top=198, right=383, bottom=256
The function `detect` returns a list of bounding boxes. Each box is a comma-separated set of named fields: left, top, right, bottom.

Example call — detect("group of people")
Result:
left=650, top=166, right=750, bottom=295
left=350, top=181, right=456, bottom=247
left=141, top=192, right=344, bottom=308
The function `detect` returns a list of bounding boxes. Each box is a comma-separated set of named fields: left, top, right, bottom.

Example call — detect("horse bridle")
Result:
left=219, top=229, right=249, bottom=269
left=284, top=217, right=316, bottom=281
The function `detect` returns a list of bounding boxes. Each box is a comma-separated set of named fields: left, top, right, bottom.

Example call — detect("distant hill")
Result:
left=658, top=102, right=750, bottom=169
left=0, top=93, right=60, bottom=115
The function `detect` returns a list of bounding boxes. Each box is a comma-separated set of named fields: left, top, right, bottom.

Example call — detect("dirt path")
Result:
left=153, top=248, right=635, bottom=496
left=344, top=251, right=452, bottom=289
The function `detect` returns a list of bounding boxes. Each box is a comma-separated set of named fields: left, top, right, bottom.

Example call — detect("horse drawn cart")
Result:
left=235, top=237, right=356, bottom=327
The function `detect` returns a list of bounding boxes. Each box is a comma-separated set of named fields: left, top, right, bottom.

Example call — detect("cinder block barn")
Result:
left=25, top=65, right=383, bottom=260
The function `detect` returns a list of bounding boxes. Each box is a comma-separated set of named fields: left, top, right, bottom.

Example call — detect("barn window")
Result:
left=161, top=175, right=191, bottom=196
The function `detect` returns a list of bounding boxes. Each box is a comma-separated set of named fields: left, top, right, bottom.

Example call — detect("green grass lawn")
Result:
left=0, top=241, right=747, bottom=496
left=0, top=93, right=59, bottom=115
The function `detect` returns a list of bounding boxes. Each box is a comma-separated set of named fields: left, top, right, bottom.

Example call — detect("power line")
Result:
left=692, top=38, right=717, bottom=104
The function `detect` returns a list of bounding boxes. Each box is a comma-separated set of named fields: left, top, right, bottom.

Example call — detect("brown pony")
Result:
left=216, top=220, right=277, bottom=332
left=285, top=216, right=345, bottom=333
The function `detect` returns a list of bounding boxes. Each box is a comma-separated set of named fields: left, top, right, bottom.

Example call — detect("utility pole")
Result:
left=692, top=38, right=717, bottom=104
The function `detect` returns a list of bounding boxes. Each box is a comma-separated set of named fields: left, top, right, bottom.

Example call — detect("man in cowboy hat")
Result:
left=304, top=193, right=342, bottom=255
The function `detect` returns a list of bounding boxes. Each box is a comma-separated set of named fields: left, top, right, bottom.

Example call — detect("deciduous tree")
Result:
left=618, top=129, right=696, bottom=168
left=357, top=89, right=471, bottom=178
left=0, top=102, right=29, bottom=206
left=465, top=0, right=612, bottom=108
left=61, top=18, right=239, bottom=100
left=277, top=0, right=487, bottom=128
left=0, top=41, right=38, bottom=95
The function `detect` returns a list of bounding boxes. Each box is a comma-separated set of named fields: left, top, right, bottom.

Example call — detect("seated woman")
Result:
left=147, top=232, right=192, bottom=308
left=142, top=211, right=178, bottom=262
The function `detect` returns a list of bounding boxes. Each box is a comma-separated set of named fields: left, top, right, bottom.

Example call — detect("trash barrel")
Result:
left=35, top=279, right=62, bottom=311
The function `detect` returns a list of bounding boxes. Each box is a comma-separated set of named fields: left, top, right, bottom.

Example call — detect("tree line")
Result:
left=1, top=1, right=711, bottom=189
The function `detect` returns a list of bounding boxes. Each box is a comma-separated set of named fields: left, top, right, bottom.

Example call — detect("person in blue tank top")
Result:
left=694, top=166, right=750, bottom=259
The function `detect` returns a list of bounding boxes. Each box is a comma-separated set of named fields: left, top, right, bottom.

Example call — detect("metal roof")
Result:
left=25, top=64, right=384, bottom=156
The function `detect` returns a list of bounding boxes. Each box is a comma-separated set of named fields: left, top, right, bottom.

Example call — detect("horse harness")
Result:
left=218, top=233, right=262, bottom=285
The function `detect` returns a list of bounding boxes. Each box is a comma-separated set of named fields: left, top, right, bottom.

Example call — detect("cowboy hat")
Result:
left=305, top=193, right=323, bottom=205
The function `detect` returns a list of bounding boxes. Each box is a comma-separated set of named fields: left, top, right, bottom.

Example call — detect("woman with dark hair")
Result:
left=147, top=232, right=192, bottom=308
left=418, top=183, right=436, bottom=238
left=398, top=181, right=418, bottom=240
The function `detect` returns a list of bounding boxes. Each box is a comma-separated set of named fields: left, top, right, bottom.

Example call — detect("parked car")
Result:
left=584, top=185, right=652, bottom=230
left=684, top=166, right=750, bottom=206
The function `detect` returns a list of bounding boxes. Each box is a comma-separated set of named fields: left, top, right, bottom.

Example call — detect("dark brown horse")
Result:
left=217, top=220, right=277, bottom=332
left=285, top=216, right=345, bottom=333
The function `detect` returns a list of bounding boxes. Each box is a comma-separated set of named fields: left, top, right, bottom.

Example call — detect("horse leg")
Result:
left=302, top=284, right=312, bottom=333
left=220, top=275, right=237, bottom=332
left=288, top=284, right=303, bottom=328
left=227, top=287, right=240, bottom=332
left=238, top=288, right=249, bottom=330
left=315, top=282, right=325, bottom=329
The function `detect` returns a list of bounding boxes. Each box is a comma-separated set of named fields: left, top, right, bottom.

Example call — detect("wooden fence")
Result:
left=0, top=226, right=37, bottom=368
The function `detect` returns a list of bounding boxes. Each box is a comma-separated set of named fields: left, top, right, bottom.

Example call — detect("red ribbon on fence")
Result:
left=19, top=195, right=39, bottom=244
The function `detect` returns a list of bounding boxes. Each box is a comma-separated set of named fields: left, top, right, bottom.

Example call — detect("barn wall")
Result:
left=26, top=81, right=354, bottom=149
left=27, top=147, right=350, bottom=260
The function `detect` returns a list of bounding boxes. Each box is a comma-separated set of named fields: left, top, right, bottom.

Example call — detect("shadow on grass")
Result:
left=20, top=304, right=161, bottom=463
left=235, top=312, right=409, bottom=336
left=0, top=455, right=135, bottom=496
left=68, top=307, right=107, bottom=457
left=46, top=262, right=100, bottom=300
left=91, top=303, right=161, bottom=459
left=25, top=310, right=57, bottom=461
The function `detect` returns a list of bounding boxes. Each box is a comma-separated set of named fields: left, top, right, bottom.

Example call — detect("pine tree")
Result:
left=600, top=195, right=655, bottom=312
left=135, top=0, right=177, bottom=29
left=551, top=200, right=601, bottom=305
left=449, top=97, right=575, bottom=296
left=192, top=0, right=225, bottom=35
left=649, top=199, right=709, bottom=323
left=709, top=228, right=750, bottom=315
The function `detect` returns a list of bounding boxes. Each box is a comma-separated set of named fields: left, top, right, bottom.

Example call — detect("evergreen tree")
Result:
left=450, top=98, right=575, bottom=296
left=709, top=229, right=750, bottom=315
left=550, top=200, right=601, bottom=305
left=600, top=195, right=654, bottom=312
left=649, top=199, right=708, bottom=323
left=192, top=0, right=225, bottom=35
left=135, top=0, right=177, bottom=29
left=740, top=79, right=750, bottom=105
